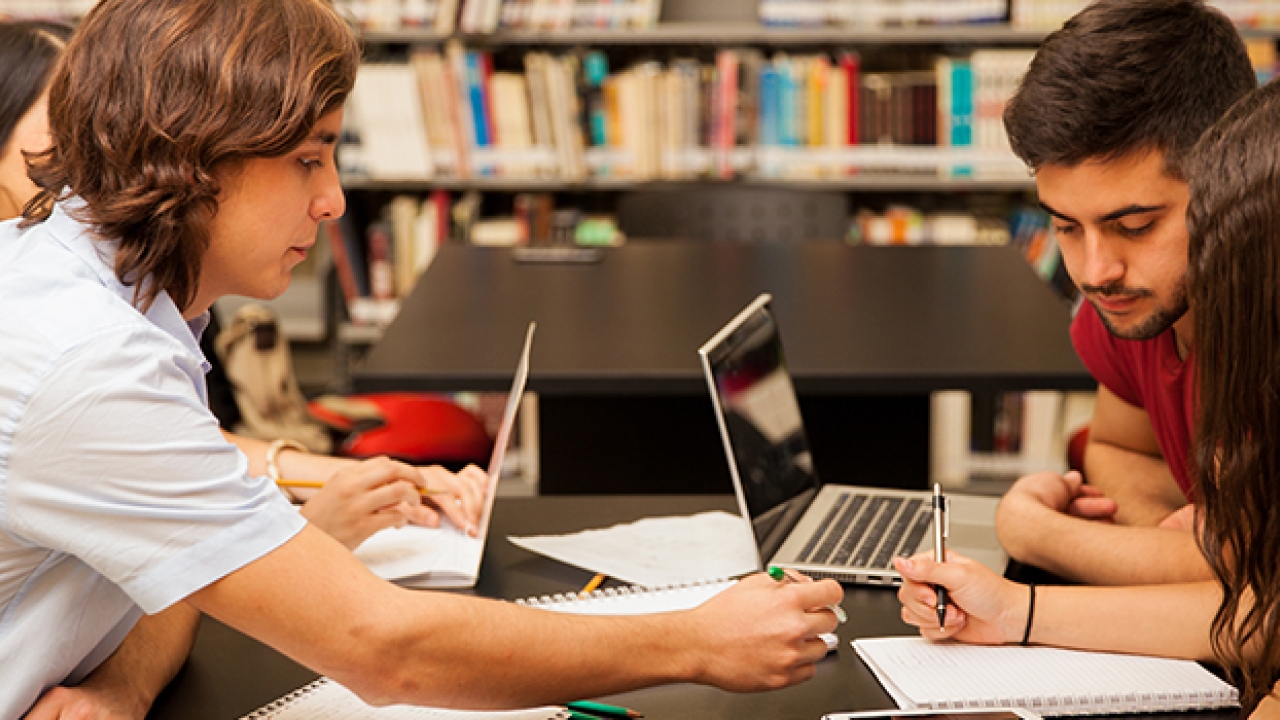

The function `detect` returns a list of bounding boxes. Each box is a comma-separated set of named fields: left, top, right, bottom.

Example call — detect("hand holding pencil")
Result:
left=291, top=457, right=489, bottom=550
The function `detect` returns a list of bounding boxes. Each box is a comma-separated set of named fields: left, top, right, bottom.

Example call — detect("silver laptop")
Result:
left=698, top=294, right=1007, bottom=585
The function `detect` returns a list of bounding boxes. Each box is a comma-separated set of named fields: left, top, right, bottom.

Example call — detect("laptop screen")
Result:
left=700, top=296, right=820, bottom=562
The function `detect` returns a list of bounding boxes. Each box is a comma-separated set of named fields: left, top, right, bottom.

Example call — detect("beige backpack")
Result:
left=215, top=304, right=331, bottom=454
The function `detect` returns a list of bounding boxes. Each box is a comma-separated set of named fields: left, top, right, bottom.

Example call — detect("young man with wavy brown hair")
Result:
left=1, top=0, right=841, bottom=717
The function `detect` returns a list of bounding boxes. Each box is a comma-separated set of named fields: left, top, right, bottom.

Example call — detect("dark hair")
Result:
left=27, top=0, right=359, bottom=312
left=1005, top=0, right=1255, bottom=178
left=1186, top=77, right=1280, bottom=712
left=0, top=21, right=71, bottom=157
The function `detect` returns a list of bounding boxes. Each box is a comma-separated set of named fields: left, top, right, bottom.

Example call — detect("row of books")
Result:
left=758, top=0, right=1006, bottom=27
left=334, top=0, right=460, bottom=32
left=327, top=190, right=627, bottom=324
left=1011, top=0, right=1280, bottom=28
left=851, top=201, right=1072, bottom=296
left=324, top=192, right=451, bottom=325
left=331, top=0, right=660, bottom=32
left=340, top=46, right=1039, bottom=183
left=12, top=0, right=1280, bottom=31
left=0, top=0, right=94, bottom=18
left=333, top=187, right=1070, bottom=322
left=762, top=0, right=1280, bottom=28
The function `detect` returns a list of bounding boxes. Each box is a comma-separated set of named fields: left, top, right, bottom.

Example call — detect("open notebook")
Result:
left=240, top=678, right=566, bottom=719
left=853, top=637, right=1238, bottom=717
left=516, top=578, right=738, bottom=615
left=517, top=578, right=838, bottom=652
left=352, top=322, right=534, bottom=588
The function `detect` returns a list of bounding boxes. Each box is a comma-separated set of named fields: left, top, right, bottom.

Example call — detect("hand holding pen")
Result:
left=768, top=565, right=847, bottom=653
left=932, top=483, right=948, bottom=631
left=768, top=566, right=848, bottom=623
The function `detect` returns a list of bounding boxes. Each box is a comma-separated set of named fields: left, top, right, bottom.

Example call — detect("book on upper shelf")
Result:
left=338, top=45, right=1050, bottom=184
left=1011, top=0, right=1280, bottom=28
left=333, top=0, right=460, bottom=33
left=757, top=0, right=1007, bottom=28
left=322, top=193, right=447, bottom=326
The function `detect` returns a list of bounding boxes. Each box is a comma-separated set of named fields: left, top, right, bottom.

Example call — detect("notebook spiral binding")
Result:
left=239, top=678, right=329, bottom=719
left=514, top=576, right=733, bottom=608
left=931, top=687, right=1237, bottom=715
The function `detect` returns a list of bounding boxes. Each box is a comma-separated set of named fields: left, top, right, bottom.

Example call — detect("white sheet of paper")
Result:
left=354, top=521, right=482, bottom=588
left=507, top=511, right=759, bottom=587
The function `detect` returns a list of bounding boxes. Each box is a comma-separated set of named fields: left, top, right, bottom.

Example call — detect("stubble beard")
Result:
left=1091, top=281, right=1189, bottom=341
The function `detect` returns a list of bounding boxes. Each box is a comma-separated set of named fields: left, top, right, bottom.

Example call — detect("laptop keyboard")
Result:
left=797, top=493, right=931, bottom=569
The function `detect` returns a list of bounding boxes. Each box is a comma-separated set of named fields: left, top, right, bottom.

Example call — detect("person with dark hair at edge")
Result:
left=0, top=1, right=842, bottom=717
left=0, top=21, right=71, bottom=220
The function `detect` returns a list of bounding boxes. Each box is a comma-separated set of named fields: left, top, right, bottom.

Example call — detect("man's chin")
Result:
left=1093, top=303, right=1184, bottom=341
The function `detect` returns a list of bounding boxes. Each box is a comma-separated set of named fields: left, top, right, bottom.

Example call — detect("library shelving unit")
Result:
left=329, top=0, right=1278, bottom=486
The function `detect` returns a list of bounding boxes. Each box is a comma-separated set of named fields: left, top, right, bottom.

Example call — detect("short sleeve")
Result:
left=1070, top=302, right=1144, bottom=409
left=5, top=322, right=306, bottom=614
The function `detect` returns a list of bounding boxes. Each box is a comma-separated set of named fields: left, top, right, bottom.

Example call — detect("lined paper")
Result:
left=854, top=637, right=1238, bottom=716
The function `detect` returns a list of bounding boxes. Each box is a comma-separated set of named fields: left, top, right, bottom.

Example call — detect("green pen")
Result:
left=567, top=711, right=609, bottom=720
left=566, top=700, right=643, bottom=718
left=768, top=566, right=849, bottom=624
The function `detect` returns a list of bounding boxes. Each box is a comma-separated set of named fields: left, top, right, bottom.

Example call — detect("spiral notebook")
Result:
left=515, top=577, right=738, bottom=615
left=516, top=578, right=839, bottom=652
left=851, top=637, right=1239, bottom=717
left=239, top=678, right=568, bottom=719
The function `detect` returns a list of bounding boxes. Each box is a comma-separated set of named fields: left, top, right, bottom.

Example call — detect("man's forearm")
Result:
left=998, top=498, right=1211, bottom=584
left=77, top=603, right=201, bottom=714
left=1084, top=440, right=1188, bottom=526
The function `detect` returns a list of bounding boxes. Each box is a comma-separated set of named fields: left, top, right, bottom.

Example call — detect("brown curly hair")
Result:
left=27, top=0, right=359, bottom=312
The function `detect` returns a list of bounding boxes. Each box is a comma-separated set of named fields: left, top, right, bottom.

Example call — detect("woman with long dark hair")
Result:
left=1186, top=76, right=1280, bottom=712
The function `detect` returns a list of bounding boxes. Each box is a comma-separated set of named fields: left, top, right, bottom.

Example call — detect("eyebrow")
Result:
left=1039, top=201, right=1167, bottom=224
left=304, top=130, right=339, bottom=146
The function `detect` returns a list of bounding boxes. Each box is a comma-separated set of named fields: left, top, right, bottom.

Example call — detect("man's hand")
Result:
left=24, top=604, right=200, bottom=720
left=686, top=573, right=843, bottom=691
left=894, top=552, right=1027, bottom=645
left=1005, top=470, right=1118, bottom=522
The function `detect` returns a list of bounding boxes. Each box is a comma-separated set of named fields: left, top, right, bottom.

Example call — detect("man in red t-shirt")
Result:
left=890, top=0, right=1265, bottom=665
left=964, top=0, right=1255, bottom=587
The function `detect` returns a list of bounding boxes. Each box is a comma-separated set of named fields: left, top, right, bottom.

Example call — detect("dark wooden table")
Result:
left=148, top=495, right=1235, bottom=720
left=148, top=495, right=907, bottom=720
left=352, top=242, right=1092, bottom=493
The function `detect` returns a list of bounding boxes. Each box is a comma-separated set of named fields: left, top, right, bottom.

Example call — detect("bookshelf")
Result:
left=362, top=23, right=1055, bottom=45
left=326, top=0, right=1276, bottom=487
left=340, top=176, right=1035, bottom=191
left=11, top=0, right=1276, bottom=486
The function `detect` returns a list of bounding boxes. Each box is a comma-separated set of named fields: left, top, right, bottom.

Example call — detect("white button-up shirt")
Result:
left=0, top=200, right=306, bottom=718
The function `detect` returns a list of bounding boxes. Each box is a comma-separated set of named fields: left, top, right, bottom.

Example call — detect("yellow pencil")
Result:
left=579, top=573, right=606, bottom=597
left=275, top=478, right=449, bottom=497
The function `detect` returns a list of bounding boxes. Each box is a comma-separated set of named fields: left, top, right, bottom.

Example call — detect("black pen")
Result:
left=932, top=483, right=948, bottom=631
